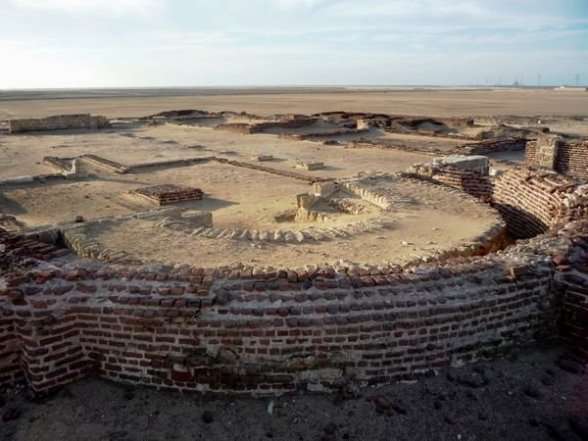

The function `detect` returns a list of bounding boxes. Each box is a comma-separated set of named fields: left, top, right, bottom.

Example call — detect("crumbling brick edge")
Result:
left=0, top=166, right=587, bottom=396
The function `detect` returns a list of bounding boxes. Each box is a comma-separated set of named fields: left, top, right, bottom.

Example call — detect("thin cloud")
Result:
left=10, top=0, right=165, bottom=16
left=1, top=0, right=586, bottom=87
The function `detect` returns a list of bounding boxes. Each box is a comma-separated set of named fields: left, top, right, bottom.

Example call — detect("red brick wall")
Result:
left=1, top=168, right=588, bottom=395
left=555, top=140, right=588, bottom=179
left=556, top=223, right=588, bottom=361
left=0, top=247, right=560, bottom=394
left=0, top=309, right=21, bottom=386
left=526, top=139, right=588, bottom=180
left=409, top=166, right=585, bottom=239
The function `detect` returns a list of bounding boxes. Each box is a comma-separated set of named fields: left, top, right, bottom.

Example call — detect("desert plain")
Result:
left=1, top=87, right=588, bottom=441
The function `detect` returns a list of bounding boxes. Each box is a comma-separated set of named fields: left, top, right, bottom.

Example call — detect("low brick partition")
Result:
left=454, top=138, right=527, bottom=155
left=215, top=123, right=261, bottom=134
left=81, top=154, right=128, bottom=174
left=2, top=164, right=588, bottom=395
left=130, top=185, right=204, bottom=206
left=8, top=114, right=110, bottom=134
left=348, top=138, right=527, bottom=158
left=43, top=156, right=74, bottom=173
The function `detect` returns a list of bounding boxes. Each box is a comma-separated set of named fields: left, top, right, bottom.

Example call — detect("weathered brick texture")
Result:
left=0, top=247, right=559, bottom=394
left=409, top=165, right=586, bottom=239
left=555, top=222, right=588, bottom=361
left=1, top=167, right=587, bottom=395
left=526, top=138, right=588, bottom=180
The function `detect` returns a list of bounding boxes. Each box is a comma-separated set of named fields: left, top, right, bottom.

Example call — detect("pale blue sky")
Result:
left=1, top=0, right=587, bottom=88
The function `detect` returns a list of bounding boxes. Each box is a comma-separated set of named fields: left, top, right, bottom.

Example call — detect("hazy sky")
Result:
left=1, top=0, right=587, bottom=88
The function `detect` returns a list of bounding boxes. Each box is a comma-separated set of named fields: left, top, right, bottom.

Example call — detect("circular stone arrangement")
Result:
left=66, top=172, right=505, bottom=269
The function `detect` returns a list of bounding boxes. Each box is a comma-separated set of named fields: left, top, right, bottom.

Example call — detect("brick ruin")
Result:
left=130, top=185, right=204, bottom=206
left=1, top=110, right=587, bottom=396
left=1, top=161, right=587, bottom=395
left=7, top=114, right=110, bottom=134
left=526, top=136, right=588, bottom=180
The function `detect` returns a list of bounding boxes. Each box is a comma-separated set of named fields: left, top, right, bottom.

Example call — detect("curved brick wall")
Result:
left=1, top=167, right=587, bottom=395
left=408, top=164, right=586, bottom=239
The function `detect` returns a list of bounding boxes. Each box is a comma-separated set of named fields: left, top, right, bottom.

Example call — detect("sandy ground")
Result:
left=0, top=124, right=430, bottom=179
left=0, top=121, right=498, bottom=268
left=1, top=88, right=587, bottom=120
left=1, top=344, right=587, bottom=441
left=1, top=92, right=587, bottom=441
left=90, top=177, right=497, bottom=268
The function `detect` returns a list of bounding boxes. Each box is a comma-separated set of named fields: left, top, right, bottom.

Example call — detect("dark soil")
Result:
left=1, top=344, right=587, bottom=441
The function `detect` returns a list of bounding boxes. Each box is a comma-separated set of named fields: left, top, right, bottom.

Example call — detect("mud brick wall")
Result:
left=157, top=189, right=203, bottom=206
left=491, top=169, right=586, bottom=238
left=8, top=114, right=110, bottom=134
left=0, top=229, right=73, bottom=387
left=554, top=140, right=588, bottom=180
left=456, top=138, right=527, bottom=156
left=0, top=309, right=21, bottom=386
left=526, top=139, right=588, bottom=180
left=407, top=165, right=494, bottom=199
left=1, top=167, right=588, bottom=395
left=525, top=139, right=541, bottom=165
left=82, top=154, right=128, bottom=173
left=555, top=222, right=588, bottom=361
left=43, top=156, right=73, bottom=173
left=0, top=228, right=69, bottom=267
left=409, top=165, right=587, bottom=239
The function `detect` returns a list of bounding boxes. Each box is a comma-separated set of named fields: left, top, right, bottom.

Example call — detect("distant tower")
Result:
left=575, top=73, right=580, bottom=87
left=537, top=74, right=541, bottom=87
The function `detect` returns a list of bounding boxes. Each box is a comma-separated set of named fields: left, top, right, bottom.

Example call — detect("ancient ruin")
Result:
left=0, top=109, right=587, bottom=396
left=7, top=114, right=110, bottom=134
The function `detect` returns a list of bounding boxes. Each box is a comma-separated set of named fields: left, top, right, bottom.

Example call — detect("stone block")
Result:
left=296, top=161, right=325, bottom=171
left=432, top=155, right=490, bottom=175
left=252, top=154, right=274, bottom=162
left=313, top=181, right=338, bottom=197
left=180, top=210, right=213, bottom=227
